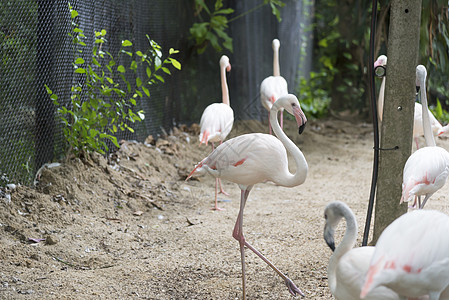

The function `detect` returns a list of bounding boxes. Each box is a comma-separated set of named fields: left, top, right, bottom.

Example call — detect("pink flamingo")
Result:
left=374, top=55, right=447, bottom=149
left=360, top=209, right=449, bottom=300
left=400, top=65, right=449, bottom=209
left=260, top=39, right=288, bottom=134
left=198, top=55, right=234, bottom=210
left=324, top=201, right=400, bottom=300
left=187, top=94, right=308, bottom=299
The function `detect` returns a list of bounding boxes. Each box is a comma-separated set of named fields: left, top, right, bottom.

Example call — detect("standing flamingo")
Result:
left=324, top=201, right=399, bottom=300
left=360, top=209, right=449, bottom=300
left=260, top=39, right=288, bottom=134
left=187, top=94, right=308, bottom=299
left=198, top=55, right=234, bottom=210
left=400, top=65, right=449, bottom=209
left=374, top=55, right=447, bottom=149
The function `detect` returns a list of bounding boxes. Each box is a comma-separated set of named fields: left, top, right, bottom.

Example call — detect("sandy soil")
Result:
left=2, top=118, right=449, bottom=300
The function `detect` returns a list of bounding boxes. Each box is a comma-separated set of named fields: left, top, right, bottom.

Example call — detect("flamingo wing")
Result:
left=260, top=76, right=288, bottom=112
left=361, top=210, right=449, bottom=299
left=193, top=133, right=289, bottom=187
left=413, top=103, right=442, bottom=138
left=335, top=247, right=399, bottom=300
left=199, top=103, right=234, bottom=145
left=401, top=146, right=449, bottom=203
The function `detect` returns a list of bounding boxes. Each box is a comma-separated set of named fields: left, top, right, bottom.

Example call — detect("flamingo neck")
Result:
left=377, top=77, right=385, bottom=122
left=420, top=76, right=436, bottom=147
left=269, top=106, right=308, bottom=187
left=328, top=209, right=358, bottom=294
left=273, top=45, right=280, bottom=77
left=221, top=65, right=230, bottom=106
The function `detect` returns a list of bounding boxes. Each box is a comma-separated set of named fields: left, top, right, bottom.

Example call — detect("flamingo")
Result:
left=400, top=65, right=449, bottom=209
left=324, top=201, right=400, bottom=300
left=360, top=209, right=449, bottom=300
left=186, top=94, right=308, bottom=299
left=260, top=39, right=288, bottom=134
left=374, top=55, right=447, bottom=149
left=198, top=55, right=234, bottom=210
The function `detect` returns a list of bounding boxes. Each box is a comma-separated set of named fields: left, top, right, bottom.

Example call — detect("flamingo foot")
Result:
left=284, top=277, right=305, bottom=297
left=211, top=206, right=225, bottom=211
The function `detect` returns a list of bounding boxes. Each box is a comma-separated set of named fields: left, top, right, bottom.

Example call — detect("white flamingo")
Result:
left=260, top=39, right=288, bottom=134
left=374, top=55, right=447, bottom=149
left=187, top=94, right=308, bottom=299
left=198, top=55, right=234, bottom=210
left=324, top=201, right=400, bottom=300
left=360, top=209, right=449, bottom=300
left=400, top=65, right=449, bottom=209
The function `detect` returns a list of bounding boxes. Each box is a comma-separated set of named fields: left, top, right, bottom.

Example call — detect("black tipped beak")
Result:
left=416, top=86, right=420, bottom=93
left=326, top=239, right=335, bottom=252
left=298, top=122, right=306, bottom=135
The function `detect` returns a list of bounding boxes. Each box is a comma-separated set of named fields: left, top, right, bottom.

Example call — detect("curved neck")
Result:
left=269, top=107, right=308, bottom=187
left=327, top=209, right=358, bottom=294
left=420, top=77, right=435, bottom=147
left=377, top=77, right=385, bottom=122
left=220, top=65, right=230, bottom=106
left=273, top=46, right=280, bottom=77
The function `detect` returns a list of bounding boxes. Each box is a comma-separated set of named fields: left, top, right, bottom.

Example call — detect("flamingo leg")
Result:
left=218, top=179, right=229, bottom=196
left=419, top=194, right=432, bottom=209
left=415, top=137, right=420, bottom=149
left=232, top=187, right=304, bottom=298
left=211, top=178, right=224, bottom=211
left=216, top=141, right=229, bottom=197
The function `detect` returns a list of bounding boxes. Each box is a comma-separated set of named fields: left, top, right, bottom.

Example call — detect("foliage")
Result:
left=189, top=0, right=285, bottom=54
left=420, top=0, right=449, bottom=115
left=311, top=0, right=372, bottom=113
left=46, top=4, right=181, bottom=157
left=297, top=71, right=331, bottom=119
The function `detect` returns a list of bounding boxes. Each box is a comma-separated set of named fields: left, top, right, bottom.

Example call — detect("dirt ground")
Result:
left=2, top=118, right=449, bottom=300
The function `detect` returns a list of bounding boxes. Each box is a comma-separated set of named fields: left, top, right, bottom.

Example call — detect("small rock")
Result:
left=45, top=235, right=58, bottom=245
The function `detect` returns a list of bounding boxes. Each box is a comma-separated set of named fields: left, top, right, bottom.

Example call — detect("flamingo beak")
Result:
left=323, top=224, right=335, bottom=252
left=293, top=105, right=307, bottom=135
left=226, top=64, right=231, bottom=72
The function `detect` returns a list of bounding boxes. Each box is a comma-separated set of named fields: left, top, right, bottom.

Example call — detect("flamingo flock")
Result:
left=185, top=40, right=449, bottom=298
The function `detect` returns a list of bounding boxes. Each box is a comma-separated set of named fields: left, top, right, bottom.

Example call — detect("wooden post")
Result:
left=371, top=0, right=422, bottom=244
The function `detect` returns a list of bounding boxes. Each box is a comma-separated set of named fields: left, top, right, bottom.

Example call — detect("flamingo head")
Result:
left=323, top=201, right=349, bottom=252
left=416, top=65, right=427, bottom=87
left=374, top=55, right=387, bottom=68
left=272, top=38, right=280, bottom=51
left=275, top=94, right=307, bottom=134
left=220, top=55, right=231, bottom=72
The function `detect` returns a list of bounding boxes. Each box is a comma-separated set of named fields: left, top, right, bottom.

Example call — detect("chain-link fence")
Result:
left=0, top=0, right=313, bottom=185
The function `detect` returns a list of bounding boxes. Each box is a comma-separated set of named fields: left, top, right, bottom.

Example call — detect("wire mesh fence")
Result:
left=0, top=0, right=313, bottom=185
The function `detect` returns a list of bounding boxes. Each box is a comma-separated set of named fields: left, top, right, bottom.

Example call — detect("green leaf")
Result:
left=141, top=86, right=150, bottom=97
left=122, top=40, right=133, bottom=47
left=146, top=67, right=152, bottom=78
left=117, top=65, right=126, bottom=73
left=136, top=77, right=142, bottom=87
left=162, top=67, right=171, bottom=75
left=75, top=57, right=85, bottom=64
left=71, top=9, right=79, bottom=19
left=75, top=68, right=86, bottom=74
left=169, top=58, right=181, bottom=70
left=169, top=48, right=180, bottom=54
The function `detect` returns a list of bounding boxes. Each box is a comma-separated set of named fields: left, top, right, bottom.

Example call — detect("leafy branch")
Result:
left=46, top=4, right=181, bottom=157
left=189, top=0, right=285, bottom=54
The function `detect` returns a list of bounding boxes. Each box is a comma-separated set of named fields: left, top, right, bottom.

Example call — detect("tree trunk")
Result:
left=372, top=0, right=422, bottom=244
